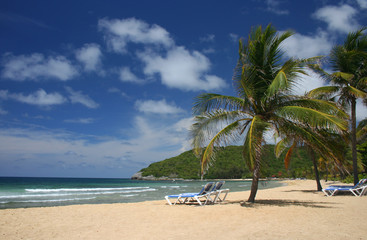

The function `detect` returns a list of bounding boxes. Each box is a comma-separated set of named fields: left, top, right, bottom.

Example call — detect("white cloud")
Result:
left=200, top=34, right=215, bottom=42
left=202, top=48, right=215, bottom=54
left=0, top=107, right=8, bottom=115
left=0, top=89, right=67, bottom=106
left=119, top=67, right=144, bottom=83
left=65, top=87, right=99, bottom=109
left=135, top=99, right=184, bottom=114
left=292, top=70, right=326, bottom=95
left=229, top=33, right=239, bottom=42
left=282, top=30, right=332, bottom=59
left=98, top=17, right=173, bottom=53
left=356, top=99, right=367, bottom=122
left=265, top=0, right=289, bottom=15
left=313, top=4, right=359, bottom=34
left=0, top=115, right=193, bottom=177
left=0, top=12, right=51, bottom=29
left=1, top=53, right=78, bottom=81
left=75, top=43, right=103, bottom=72
left=98, top=18, right=225, bottom=92
left=139, top=46, right=227, bottom=91
left=107, top=87, right=129, bottom=98
left=64, top=118, right=95, bottom=124
left=357, top=0, right=367, bottom=9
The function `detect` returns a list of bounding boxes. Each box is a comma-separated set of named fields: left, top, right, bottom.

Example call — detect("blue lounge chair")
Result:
left=165, top=182, right=214, bottom=206
left=322, top=179, right=367, bottom=197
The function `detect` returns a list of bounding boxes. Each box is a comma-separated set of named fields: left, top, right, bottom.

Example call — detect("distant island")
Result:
left=131, top=145, right=315, bottom=180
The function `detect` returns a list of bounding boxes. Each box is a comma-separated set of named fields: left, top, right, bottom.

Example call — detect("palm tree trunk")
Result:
left=351, top=98, right=359, bottom=185
left=248, top=159, right=261, bottom=203
left=309, top=149, right=322, bottom=191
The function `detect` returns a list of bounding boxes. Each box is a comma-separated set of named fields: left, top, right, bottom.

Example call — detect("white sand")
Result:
left=1, top=180, right=366, bottom=240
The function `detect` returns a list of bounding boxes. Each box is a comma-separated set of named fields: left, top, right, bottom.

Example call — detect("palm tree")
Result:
left=191, top=24, right=348, bottom=203
left=275, top=126, right=348, bottom=191
left=309, top=27, right=367, bottom=185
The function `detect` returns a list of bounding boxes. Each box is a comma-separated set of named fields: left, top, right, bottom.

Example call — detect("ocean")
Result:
left=0, top=177, right=283, bottom=209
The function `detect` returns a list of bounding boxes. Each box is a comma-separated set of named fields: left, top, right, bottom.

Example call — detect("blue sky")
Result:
left=0, top=0, right=366, bottom=178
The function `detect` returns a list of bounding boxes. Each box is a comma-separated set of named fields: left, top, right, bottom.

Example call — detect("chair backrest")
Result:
left=199, top=182, right=214, bottom=195
left=355, top=179, right=367, bottom=188
left=360, top=179, right=367, bottom=186
left=213, top=181, right=225, bottom=191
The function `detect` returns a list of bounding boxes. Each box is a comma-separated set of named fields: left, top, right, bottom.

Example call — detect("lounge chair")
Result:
left=349, top=179, right=367, bottom=196
left=165, top=182, right=214, bottom=206
left=210, top=181, right=230, bottom=203
left=322, top=179, right=367, bottom=197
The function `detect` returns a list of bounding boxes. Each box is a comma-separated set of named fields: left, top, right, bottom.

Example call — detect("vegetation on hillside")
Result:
left=140, top=145, right=315, bottom=179
left=139, top=144, right=366, bottom=181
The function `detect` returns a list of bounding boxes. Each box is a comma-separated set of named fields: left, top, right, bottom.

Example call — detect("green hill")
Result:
left=136, top=145, right=315, bottom=179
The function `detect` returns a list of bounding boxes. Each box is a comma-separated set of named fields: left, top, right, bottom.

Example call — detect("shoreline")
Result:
left=0, top=178, right=282, bottom=210
left=1, top=179, right=366, bottom=239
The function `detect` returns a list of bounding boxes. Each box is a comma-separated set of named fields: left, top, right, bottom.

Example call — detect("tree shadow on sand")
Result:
left=282, top=190, right=321, bottom=194
left=222, top=199, right=337, bottom=208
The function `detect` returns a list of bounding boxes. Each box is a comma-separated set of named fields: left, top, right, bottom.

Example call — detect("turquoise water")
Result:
left=0, top=177, right=283, bottom=209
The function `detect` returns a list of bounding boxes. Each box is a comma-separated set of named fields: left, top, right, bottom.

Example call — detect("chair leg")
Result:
left=194, top=196, right=203, bottom=206
left=165, top=196, right=173, bottom=205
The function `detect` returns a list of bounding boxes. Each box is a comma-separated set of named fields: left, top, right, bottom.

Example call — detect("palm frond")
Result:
left=193, top=93, right=248, bottom=115
left=283, top=98, right=348, bottom=119
left=307, top=86, right=339, bottom=99
left=277, top=106, right=348, bottom=131
left=332, top=72, right=354, bottom=81
left=243, top=116, right=270, bottom=170
left=199, top=120, right=247, bottom=176
left=346, top=85, right=367, bottom=99
left=275, top=138, right=291, bottom=158
left=284, top=142, right=296, bottom=170
left=266, top=70, right=287, bottom=97
left=191, top=110, right=249, bottom=154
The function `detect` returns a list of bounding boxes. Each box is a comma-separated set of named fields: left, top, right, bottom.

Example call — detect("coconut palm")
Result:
left=308, top=27, right=367, bottom=185
left=275, top=126, right=348, bottom=191
left=191, top=24, right=348, bottom=203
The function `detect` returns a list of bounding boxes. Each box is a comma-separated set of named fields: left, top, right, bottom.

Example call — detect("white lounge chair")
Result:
left=349, top=180, right=367, bottom=196
left=322, top=179, right=367, bottom=197
left=210, top=181, right=230, bottom=203
left=165, top=182, right=214, bottom=206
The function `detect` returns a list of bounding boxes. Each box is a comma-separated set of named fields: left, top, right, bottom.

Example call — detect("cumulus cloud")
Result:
left=282, top=30, right=332, bottom=59
left=313, top=4, right=359, bottom=34
left=119, top=67, right=144, bottom=83
left=135, top=99, right=184, bottom=114
left=1, top=53, right=78, bottom=81
left=291, top=70, right=326, bottom=95
left=0, top=89, right=67, bottom=106
left=138, top=47, right=227, bottom=91
left=99, top=18, right=225, bottom=91
left=75, top=43, right=103, bottom=72
left=98, top=17, right=173, bottom=53
left=65, top=87, right=99, bottom=109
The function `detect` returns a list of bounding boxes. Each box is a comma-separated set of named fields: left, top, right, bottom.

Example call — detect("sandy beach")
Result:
left=1, top=179, right=366, bottom=240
